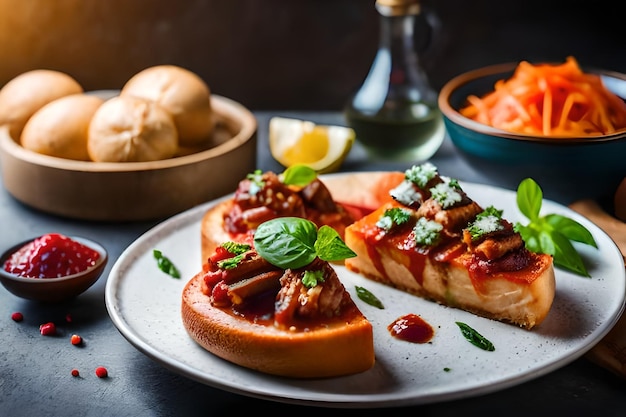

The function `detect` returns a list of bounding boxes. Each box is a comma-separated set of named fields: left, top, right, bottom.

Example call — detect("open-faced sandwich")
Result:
left=200, top=165, right=358, bottom=263
left=183, top=217, right=375, bottom=378
left=344, top=163, right=556, bottom=330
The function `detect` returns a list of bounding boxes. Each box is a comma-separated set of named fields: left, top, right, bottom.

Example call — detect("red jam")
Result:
left=3, top=233, right=100, bottom=278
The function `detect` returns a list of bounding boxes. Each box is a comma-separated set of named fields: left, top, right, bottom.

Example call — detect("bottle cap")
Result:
left=375, top=0, right=420, bottom=16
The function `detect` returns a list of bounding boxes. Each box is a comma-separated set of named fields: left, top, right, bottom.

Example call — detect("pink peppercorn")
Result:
left=39, top=322, right=56, bottom=336
left=95, top=366, right=108, bottom=378
left=11, top=312, right=23, bottom=322
left=71, top=369, right=80, bottom=377
left=70, top=334, right=83, bottom=346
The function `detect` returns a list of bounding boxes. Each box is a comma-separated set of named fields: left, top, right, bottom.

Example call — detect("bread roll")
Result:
left=88, top=95, right=178, bottom=162
left=0, top=69, right=83, bottom=140
left=20, top=94, right=104, bottom=160
left=120, top=65, right=214, bottom=147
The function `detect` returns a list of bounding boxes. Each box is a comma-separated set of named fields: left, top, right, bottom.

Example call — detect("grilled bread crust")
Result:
left=200, top=199, right=239, bottom=264
left=344, top=192, right=556, bottom=330
left=344, top=227, right=555, bottom=329
left=181, top=271, right=375, bottom=378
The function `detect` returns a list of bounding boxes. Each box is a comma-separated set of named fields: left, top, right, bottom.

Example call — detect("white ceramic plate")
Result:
left=105, top=173, right=625, bottom=408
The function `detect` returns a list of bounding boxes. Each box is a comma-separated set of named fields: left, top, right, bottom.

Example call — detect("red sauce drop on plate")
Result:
left=388, top=313, right=434, bottom=343
left=3, top=233, right=100, bottom=278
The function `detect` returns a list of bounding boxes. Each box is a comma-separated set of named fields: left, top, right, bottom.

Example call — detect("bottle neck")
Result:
left=377, top=6, right=434, bottom=97
left=379, top=12, right=418, bottom=78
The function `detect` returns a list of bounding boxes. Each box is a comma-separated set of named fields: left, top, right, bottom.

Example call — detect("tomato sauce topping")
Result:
left=3, top=233, right=100, bottom=278
left=388, top=313, right=434, bottom=343
left=352, top=203, right=429, bottom=286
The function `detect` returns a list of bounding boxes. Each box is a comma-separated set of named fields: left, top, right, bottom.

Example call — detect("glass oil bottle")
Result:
left=344, top=0, right=444, bottom=162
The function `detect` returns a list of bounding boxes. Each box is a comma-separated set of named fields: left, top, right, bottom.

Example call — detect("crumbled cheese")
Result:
left=467, top=206, right=505, bottom=240
left=473, top=215, right=503, bottom=235
left=430, top=182, right=462, bottom=209
left=413, top=217, right=443, bottom=246
left=376, top=216, right=393, bottom=230
left=405, top=162, right=438, bottom=188
left=376, top=207, right=412, bottom=231
left=390, top=181, right=423, bottom=206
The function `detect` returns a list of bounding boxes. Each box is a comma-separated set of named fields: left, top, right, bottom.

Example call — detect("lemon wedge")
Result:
left=269, top=117, right=355, bottom=174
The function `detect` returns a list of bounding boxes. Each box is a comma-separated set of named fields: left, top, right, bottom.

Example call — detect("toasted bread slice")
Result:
left=182, top=245, right=374, bottom=378
left=200, top=170, right=358, bottom=264
left=344, top=165, right=556, bottom=330
left=201, top=199, right=247, bottom=262
left=182, top=271, right=374, bottom=378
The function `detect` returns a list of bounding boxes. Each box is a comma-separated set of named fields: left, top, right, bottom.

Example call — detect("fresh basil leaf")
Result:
left=314, top=225, right=356, bottom=262
left=355, top=286, right=384, bottom=309
left=537, top=228, right=556, bottom=256
left=456, top=322, right=495, bottom=351
left=516, top=178, right=543, bottom=221
left=514, top=222, right=532, bottom=242
left=514, top=178, right=595, bottom=277
left=153, top=249, right=181, bottom=279
left=544, top=214, right=598, bottom=248
left=254, top=217, right=318, bottom=269
left=282, top=165, right=317, bottom=187
left=548, top=229, right=591, bottom=277
left=254, top=217, right=357, bottom=270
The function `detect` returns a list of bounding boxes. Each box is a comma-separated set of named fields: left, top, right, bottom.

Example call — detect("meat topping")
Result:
left=203, top=248, right=349, bottom=329
left=223, top=170, right=354, bottom=235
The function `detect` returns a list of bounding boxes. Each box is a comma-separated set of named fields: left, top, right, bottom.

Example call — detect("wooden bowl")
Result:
left=0, top=235, right=108, bottom=303
left=0, top=94, right=257, bottom=221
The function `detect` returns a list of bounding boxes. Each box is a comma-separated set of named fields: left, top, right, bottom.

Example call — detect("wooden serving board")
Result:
left=569, top=200, right=626, bottom=379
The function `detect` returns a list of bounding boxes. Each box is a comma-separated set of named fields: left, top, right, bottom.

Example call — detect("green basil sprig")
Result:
left=456, top=322, right=495, bottom=351
left=153, top=249, right=181, bottom=278
left=355, top=286, right=385, bottom=309
left=253, top=217, right=356, bottom=269
left=513, top=178, right=597, bottom=277
left=281, top=164, right=317, bottom=186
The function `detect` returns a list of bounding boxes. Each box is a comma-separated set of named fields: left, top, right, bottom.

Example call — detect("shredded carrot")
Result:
left=459, top=56, right=626, bottom=137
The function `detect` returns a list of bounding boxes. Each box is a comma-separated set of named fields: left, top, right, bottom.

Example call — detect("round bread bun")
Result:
left=0, top=69, right=84, bottom=140
left=20, top=94, right=104, bottom=160
left=87, top=95, right=178, bottom=162
left=181, top=270, right=375, bottom=378
left=120, top=65, right=215, bottom=147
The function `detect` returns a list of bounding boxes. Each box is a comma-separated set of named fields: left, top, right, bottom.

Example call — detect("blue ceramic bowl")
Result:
left=438, top=62, right=626, bottom=205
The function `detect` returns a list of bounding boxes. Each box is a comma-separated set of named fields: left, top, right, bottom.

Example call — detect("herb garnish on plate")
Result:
left=253, top=217, right=356, bottom=270
left=514, top=178, right=597, bottom=277
left=153, top=249, right=181, bottom=278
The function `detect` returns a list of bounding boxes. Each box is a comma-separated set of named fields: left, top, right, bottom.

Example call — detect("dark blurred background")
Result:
left=1, top=0, right=623, bottom=110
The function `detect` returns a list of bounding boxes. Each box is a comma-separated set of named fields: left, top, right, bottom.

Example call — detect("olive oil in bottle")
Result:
left=344, top=0, right=444, bottom=162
